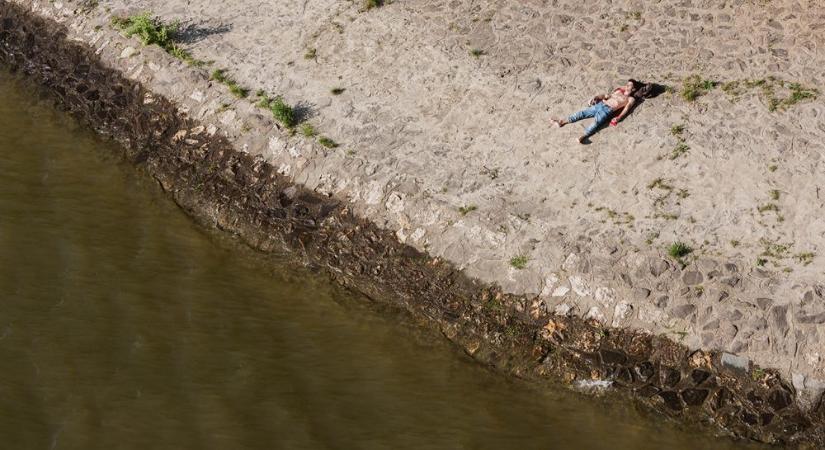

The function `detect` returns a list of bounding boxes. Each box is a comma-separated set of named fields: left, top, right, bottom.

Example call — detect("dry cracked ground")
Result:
left=52, top=0, right=825, bottom=385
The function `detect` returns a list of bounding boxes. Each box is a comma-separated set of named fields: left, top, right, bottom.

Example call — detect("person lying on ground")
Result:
left=550, top=79, right=642, bottom=144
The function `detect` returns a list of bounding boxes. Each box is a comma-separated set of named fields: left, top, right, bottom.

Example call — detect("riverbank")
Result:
left=1, top=0, right=823, bottom=445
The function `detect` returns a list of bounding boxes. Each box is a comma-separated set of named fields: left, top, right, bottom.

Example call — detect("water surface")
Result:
left=0, top=70, right=763, bottom=449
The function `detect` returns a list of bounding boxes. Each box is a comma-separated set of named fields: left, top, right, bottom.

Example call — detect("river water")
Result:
left=0, top=70, right=765, bottom=449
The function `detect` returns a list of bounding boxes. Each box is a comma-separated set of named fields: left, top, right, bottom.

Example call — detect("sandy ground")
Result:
left=98, top=0, right=825, bottom=282
left=25, top=0, right=825, bottom=385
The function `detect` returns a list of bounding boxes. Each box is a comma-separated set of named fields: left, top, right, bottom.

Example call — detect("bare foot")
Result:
left=550, top=117, right=567, bottom=128
left=578, top=135, right=589, bottom=144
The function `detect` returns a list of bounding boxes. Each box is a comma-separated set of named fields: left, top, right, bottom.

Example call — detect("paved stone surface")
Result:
left=16, top=0, right=825, bottom=407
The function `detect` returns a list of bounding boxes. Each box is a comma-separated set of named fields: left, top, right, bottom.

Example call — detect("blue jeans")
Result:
left=568, top=102, right=614, bottom=137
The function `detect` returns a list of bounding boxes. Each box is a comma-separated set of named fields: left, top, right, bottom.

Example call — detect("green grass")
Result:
left=210, top=69, right=248, bottom=98
left=509, top=255, right=528, bottom=270
left=364, top=0, right=384, bottom=9
left=795, top=252, right=815, bottom=265
left=318, top=136, right=338, bottom=148
left=647, top=177, right=674, bottom=191
left=458, top=205, right=478, bottom=215
left=112, top=12, right=203, bottom=66
left=670, top=124, right=685, bottom=136
left=300, top=123, right=316, bottom=137
left=680, top=74, right=717, bottom=101
left=670, top=142, right=690, bottom=160
left=259, top=95, right=297, bottom=128
left=667, top=241, right=692, bottom=259
left=470, top=48, right=486, bottom=57
left=757, top=203, right=780, bottom=213
left=304, top=48, right=317, bottom=60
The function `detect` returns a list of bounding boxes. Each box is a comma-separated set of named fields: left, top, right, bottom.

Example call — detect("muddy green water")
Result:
left=0, top=70, right=764, bottom=449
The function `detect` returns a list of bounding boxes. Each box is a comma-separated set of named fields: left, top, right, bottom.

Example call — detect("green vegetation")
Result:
left=670, top=142, right=690, bottom=160
left=757, top=203, right=780, bottom=213
left=670, top=124, right=685, bottom=136
left=680, top=74, right=717, bottom=101
left=259, top=95, right=297, bottom=128
left=470, top=48, right=486, bottom=57
left=210, top=69, right=248, bottom=98
left=111, top=12, right=203, bottom=66
left=730, top=239, right=740, bottom=247
left=364, top=0, right=384, bottom=9
left=509, top=255, right=528, bottom=270
left=304, top=48, right=317, bottom=60
left=768, top=164, right=778, bottom=172
left=647, top=177, right=674, bottom=191
left=458, top=205, right=478, bottom=215
left=770, top=189, right=781, bottom=201
left=667, top=241, right=693, bottom=259
left=318, top=136, right=338, bottom=148
left=795, top=252, right=815, bottom=266
left=722, top=77, right=818, bottom=111
left=300, top=123, right=316, bottom=138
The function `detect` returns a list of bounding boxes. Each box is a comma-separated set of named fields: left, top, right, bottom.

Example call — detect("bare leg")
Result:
left=550, top=117, right=568, bottom=128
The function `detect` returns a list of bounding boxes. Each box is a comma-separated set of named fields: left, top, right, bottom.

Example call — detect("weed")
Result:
left=730, top=240, right=740, bottom=247
left=364, top=0, right=384, bottom=9
left=304, top=48, right=317, bottom=60
left=768, top=164, right=778, bottom=172
left=668, top=241, right=692, bottom=259
left=670, top=142, right=690, bottom=159
left=677, top=189, right=690, bottom=199
left=318, top=136, right=338, bottom=148
left=770, top=189, right=781, bottom=201
left=756, top=257, right=768, bottom=267
left=470, top=48, right=486, bottom=57
left=300, top=123, right=316, bottom=137
left=459, top=205, right=478, bottom=215
left=330, top=87, right=346, bottom=95
left=757, top=203, right=780, bottom=213
left=795, top=252, right=815, bottom=266
left=670, top=124, right=685, bottom=136
left=751, top=368, right=766, bottom=381
left=619, top=24, right=629, bottom=32
left=681, top=74, right=717, bottom=101
left=112, top=12, right=203, bottom=66
left=648, top=178, right=674, bottom=191
left=210, top=69, right=248, bottom=98
left=509, top=255, right=528, bottom=270
left=259, top=95, right=297, bottom=128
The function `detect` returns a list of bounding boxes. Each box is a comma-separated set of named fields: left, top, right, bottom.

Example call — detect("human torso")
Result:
left=603, top=88, right=630, bottom=110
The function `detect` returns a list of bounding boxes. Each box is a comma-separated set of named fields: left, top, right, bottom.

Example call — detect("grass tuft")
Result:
left=680, top=74, right=717, bottom=101
left=210, top=69, right=248, bottom=98
left=112, top=12, right=204, bottom=66
left=318, top=136, right=338, bottom=148
left=668, top=241, right=693, bottom=260
left=259, top=95, right=297, bottom=128
left=458, top=205, right=477, bottom=215
left=509, top=255, right=528, bottom=270
left=300, top=123, right=316, bottom=137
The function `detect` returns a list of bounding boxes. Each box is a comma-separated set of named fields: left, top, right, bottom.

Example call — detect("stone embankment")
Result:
left=1, top=0, right=824, bottom=445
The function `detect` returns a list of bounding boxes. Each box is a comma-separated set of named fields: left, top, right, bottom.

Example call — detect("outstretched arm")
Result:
left=611, top=97, right=636, bottom=125
left=589, top=93, right=608, bottom=105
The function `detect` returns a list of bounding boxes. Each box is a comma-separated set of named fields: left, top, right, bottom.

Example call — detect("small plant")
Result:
left=304, top=48, right=317, bottom=60
left=458, top=205, right=478, bottom=215
left=111, top=12, right=203, bottom=66
left=670, top=124, right=685, bottom=136
left=757, top=203, right=780, bottom=213
left=470, top=48, right=485, bottom=57
left=509, top=255, right=528, bottom=269
left=795, top=252, right=815, bottom=266
left=318, top=136, right=338, bottom=148
left=770, top=189, right=781, bottom=201
left=300, top=123, right=316, bottom=137
left=647, top=177, right=673, bottom=191
left=681, top=74, right=717, bottom=101
left=768, top=164, right=778, bottom=172
left=210, top=69, right=248, bottom=98
left=676, top=189, right=690, bottom=199
left=751, top=368, right=766, bottom=381
left=730, top=240, right=740, bottom=247
left=330, top=87, right=346, bottom=95
left=364, top=0, right=384, bottom=9
left=670, top=142, right=690, bottom=159
left=668, top=241, right=692, bottom=259
left=259, top=95, right=297, bottom=128
left=756, top=257, right=768, bottom=267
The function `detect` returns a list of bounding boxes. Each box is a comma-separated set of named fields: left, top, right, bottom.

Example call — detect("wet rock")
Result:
left=682, top=271, right=703, bottom=285
left=691, top=369, right=711, bottom=385
left=600, top=349, right=627, bottom=366
left=681, top=388, right=710, bottom=406
left=768, top=389, right=793, bottom=411
left=634, top=361, right=655, bottom=382
left=659, top=391, right=683, bottom=411
left=632, top=287, right=651, bottom=301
